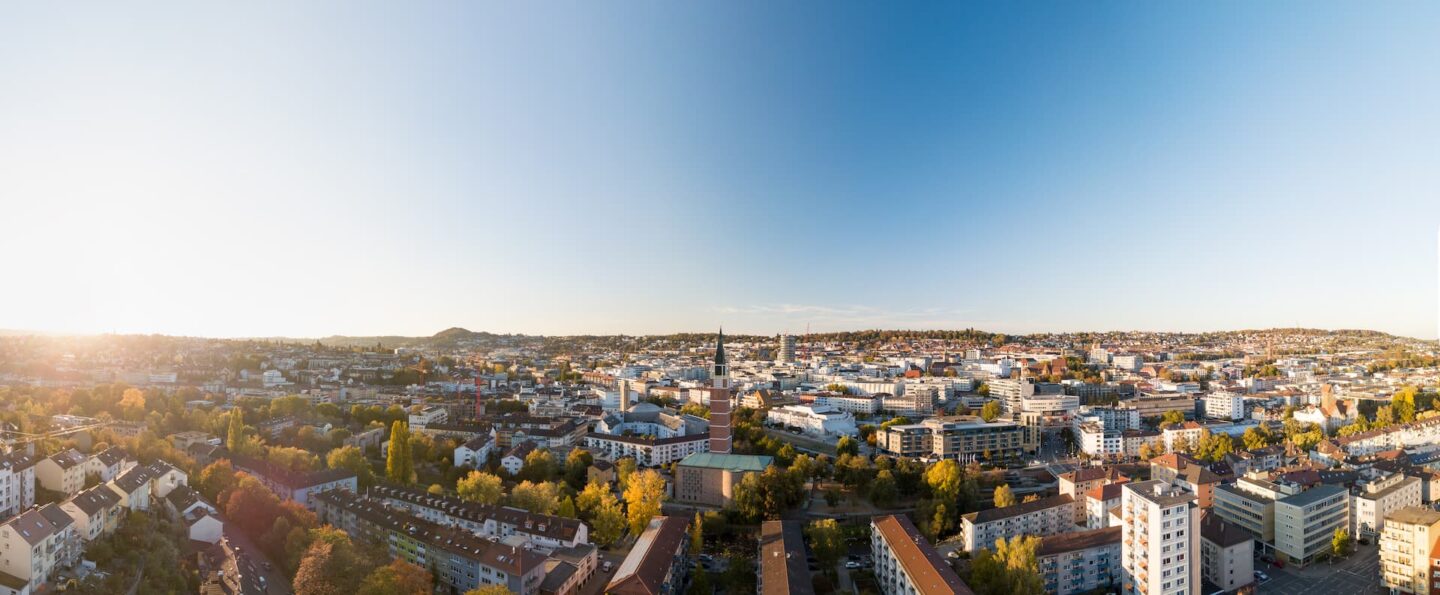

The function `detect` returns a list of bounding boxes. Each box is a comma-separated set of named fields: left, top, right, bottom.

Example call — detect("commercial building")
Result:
left=989, top=378, right=1035, bottom=415
left=813, top=393, right=882, bottom=416
left=1271, top=483, right=1348, bottom=567
left=1118, top=481, right=1200, bottom=595
left=607, top=516, right=690, bottom=595
left=759, top=520, right=813, bottom=595
left=673, top=452, right=773, bottom=507
left=777, top=335, right=797, bottom=364
left=959, top=495, right=1075, bottom=553
left=766, top=404, right=858, bottom=437
left=1379, top=507, right=1440, bottom=594
left=1038, top=527, right=1122, bottom=595
left=1117, top=395, right=1197, bottom=420
left=871, top=514, right=973, bottom=595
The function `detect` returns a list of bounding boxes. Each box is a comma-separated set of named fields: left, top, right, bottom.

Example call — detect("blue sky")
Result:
left=2, top=3, right=1438, bottom=338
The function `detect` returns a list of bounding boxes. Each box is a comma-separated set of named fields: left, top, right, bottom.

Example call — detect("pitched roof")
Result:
left=962, top=495, right=1074, bottom=525
left=759, top=521, right=813, bottom=595
left=607, top=516, right=690, bottom=595
left=676, top=452, right=773, bottom=472
left=872, top=515, right=973, bottom=595
left=1199, top=511, right=1251, bottom=548
left=1038, top=526, right=1122, bottom=557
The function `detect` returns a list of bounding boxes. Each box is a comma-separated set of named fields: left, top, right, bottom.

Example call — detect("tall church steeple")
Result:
left=712, top=327, right=727, bottom=379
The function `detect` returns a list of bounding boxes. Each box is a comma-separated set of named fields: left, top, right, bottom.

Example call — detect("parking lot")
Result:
left=1257, top=545, right=1381, bottom=595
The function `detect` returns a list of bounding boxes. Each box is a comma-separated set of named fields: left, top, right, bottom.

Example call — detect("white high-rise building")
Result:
left=1120, top=480, right=1200, bottom=595
left=777, top=334, right=797, bottom=363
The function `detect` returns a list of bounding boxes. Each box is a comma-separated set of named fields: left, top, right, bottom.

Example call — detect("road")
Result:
left=578, top=549, right=627, bottom=595
left=1257, top=544, right=1381, bottom=595
left=221, top=525, right=289, bottom=595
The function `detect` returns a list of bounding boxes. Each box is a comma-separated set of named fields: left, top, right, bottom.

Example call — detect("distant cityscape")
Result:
left=0, top=326, right=1435, bottom=594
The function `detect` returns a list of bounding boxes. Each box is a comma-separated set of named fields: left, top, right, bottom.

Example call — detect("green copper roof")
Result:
left=678, top=452, right=772, bottom=472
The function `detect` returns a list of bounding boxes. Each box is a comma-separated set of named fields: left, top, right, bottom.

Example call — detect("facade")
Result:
left=871, top=514, right=973, bottom=595
left=583, top=433, right=708, bottom=467
left=1059, top=467, right=1127, bottom=525
left=813, top=393, right=883, bottom=415
left=1038, top=527, right=1122, bottom=595
left=673, top=452, right=772, bottom=507
left=60, top=485, right=122, bottom=542
left=0, top=505, right=79, bottom=592
left=1198, top=511, right=1253, bottom=593
left=1202, top=393, right=1246, bottom=421
left=959, top=495, right=1075, bottom=553
left=408, top=405, right=449, bottom=428
left=1086, top=483, right=1127, bottom=529
left=35, top=450, right=89, bottom=496
left=1354, top=472, right=1423, bottom=539
left=229, top=456, right=357, bottom=508
left=606, top=516, right=690, bottom=595
left=372, top=484, right=589, bottom=549
left=989, top=378, right=1035, bottom=415
left=1119, top=480, right=1200, bottom=595
left=877, top=416, right=1024, bottom=462
left=1272, top=484, right=1348, bottom=567
left=0, top=451, right=37, bottom=519
left=1380, top=507, right=1440, bottom=594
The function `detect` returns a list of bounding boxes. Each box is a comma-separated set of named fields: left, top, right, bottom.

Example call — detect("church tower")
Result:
left=709, top=328, right=732, bottom=453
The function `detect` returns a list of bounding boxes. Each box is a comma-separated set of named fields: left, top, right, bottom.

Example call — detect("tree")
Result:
left=616, top=457, right=637, bottom=491
left=197, top=459, right=239, bottom=502
left=1394, top=386, right=1418, bottom=424
left=592, top=500, right=626, bottom=546
left=326, top=445, right=375, bottom=488
left=869, top=469, right=899, bottom=507
left=925, top=459, right=963, bottom=501
left=806, top=519, right=845, bottom=575
left=118, top=388, right=147, bottom=421
left=1242, top=426, right=1273, bottom=451
left=294, top=532, right=366, bottom=595
left=1376, top=405, right=1395, bottom=427
left=1332, top=527, right=1352, bottom=558
left=227, top=408, right=246, bottom=451
left=967, top=535, right=1045, bottom=595
left=358, top=559, right=432, bottom=595
left=688, top=512, right=705, bottom=554
left=563, top=449, right=593, bottom=490
left=465, top=587, right=514, bottom=595
left=980, top=401, right=1002, bottom=422
left=993, top=484, right=1016, bottom=508
left=624, top=470, right=667, bottom=536
left=557, top=496, right=577, bottom=518
left=1160, top=410, right=1185, bottom=428
left=457, top=471, right=505, bottom=505
left=521, top=448, right=557, bottom=482
left=835, top=435, right=859, bottom=457
left=928, top=503, right=950, bottom=540
left=576, top=480, right=614, bottom=520
left=509, top=481, right=561, bottom=515
left=386, top=421, right=412, bottom=484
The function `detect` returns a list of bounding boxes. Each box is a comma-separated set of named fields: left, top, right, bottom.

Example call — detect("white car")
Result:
left=845, top=561, right=861, bottom=569
left=1255, top=571, right=1270, bottom=582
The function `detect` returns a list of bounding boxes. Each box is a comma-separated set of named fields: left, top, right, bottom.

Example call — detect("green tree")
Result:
left=592, top=500, right=626, bottom=546
left=616, top=457, right=637, bottom=491
left=457, top=471, right=505, bottom=505
left=557, top=496, right=577, bottom=518
left=968, top=535, right=1045, bottom=595
left=521, top=448, right=557, bottom=482
left=805, top=519, right=845, bottom=576
left=326, top=445, right=375, bottom=489
left=1242, top=426, right=1272, bottom=451
left=980, top=401, right=1002, bottom=422
left=869, top=469, right=899, bottom=507
left=509, top=481, right=561, bottom=515
left=993, top=484, right=1016, bottom=508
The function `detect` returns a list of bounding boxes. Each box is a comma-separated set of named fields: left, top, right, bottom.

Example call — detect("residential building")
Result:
left=1087, top=483, right=1127, bottom=529
left=584, top=433, right=709, bottom=468
left=959, top=495, right=1075, bottom=553
left=1058, top=467, right=1127, bottom=525
left=502, top=442, right=537, bottom=476
left=1161, top=422, right=1206, bottom=453
left=606, top=516, right=690, bottom=595
left=1380, top=507, right=1440, bottom=594
left=229, top=455, right=357, bottom=508
left=877, top=416, right=1024, bottom=462
left=871, top=514, right=973, bottom=595
left=0, top=505, right=79, bottom=592
left=1038, top=527, right=1122, bottom=595
left=813, top=393, right=882, bottom=416
left=455, top=434, right=497, bottom=468
left=1202, top=393, right=1246, bottom=421
left=408, top=405, right=449, bottom=428
left=759, top=520, right=813, bottom=595
left=0, top=451, right=37, bottom=519
left=1354, top=472, right=1423, bottom=540
left=35, top=450, right=89, bottom=496
left=372, top=484, right=590, bottom=549
left=1118, top=480, right=1200, bottom=595
left=1198, top=511, right=1253, bottom=593
left=59, top=485, right=122, bottom=542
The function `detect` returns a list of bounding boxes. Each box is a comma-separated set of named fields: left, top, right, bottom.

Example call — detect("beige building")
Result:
left=673, top=452, right=772, bottom=507
left=1058, top=467, right=1127, bottom=525
left=960, top=495, right=1074, bottom=553
left=1354, top=472, right=1422, bottom=540
left=877, top=416, right=1024, bottom=462
left=1380, top=506, right=1440, bottom=594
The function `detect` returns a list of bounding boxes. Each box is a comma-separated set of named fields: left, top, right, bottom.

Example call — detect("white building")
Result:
left=1119, top=480, right=1200, bottom=595
left=35, top=450, right=90, bottom=496
left=1354, top=472, right=1423, bottom=539
left=454, top=434, right=496, bottom=469
left=813, top=393, right=882, bottom=416
left=261, top=369, right=286, bottom=387
left=989, top=378, right=1035, bottom=415
left=408, top=405, right=448, bottom=428
left=1202, top=392, right=1246, bottom=421
left=871, top=514, right=971, bottom=595
left=1039, top=527, right=1122, bottom=595
left=0, top=451, right=37, bottom=519
left=1379, top=507, right=1440, bottom=594
left=1198, top=511, right=1253, bottom=593
left=766, top=404, right=858, bottom=437
left=960, top=495, right=1075, bottom=553
left=0, top=505, right=80, bottom=592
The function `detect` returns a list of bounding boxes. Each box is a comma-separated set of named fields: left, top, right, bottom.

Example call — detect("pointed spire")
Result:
left=714, top=327, right=726, bottom=367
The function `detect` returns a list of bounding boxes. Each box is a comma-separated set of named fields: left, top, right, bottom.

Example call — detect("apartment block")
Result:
left=871, top=514, right=973, bottom=595
left=960, top=495, right=1075, bottom=553
left=1038, top=527, right=1121, bottom=595
left=1119, top=481, right=1200, bottom=595
left=1380, top=507, right=1440, bottom=594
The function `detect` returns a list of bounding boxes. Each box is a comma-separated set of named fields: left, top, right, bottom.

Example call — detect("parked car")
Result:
left=1255, top=571, right=1270, bottom=582
left=845, top=561, right=862, bottom=569
left=602, top=561, right=613, bottom=572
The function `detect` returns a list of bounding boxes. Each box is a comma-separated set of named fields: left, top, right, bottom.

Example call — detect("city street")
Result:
left=1258, top=545, right=1381, bottom=595
left=221, top=526, right=288, bottom=595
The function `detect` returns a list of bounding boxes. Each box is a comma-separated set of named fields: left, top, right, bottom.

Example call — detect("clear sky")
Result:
left=2, top=3, right=1438, bottom=339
